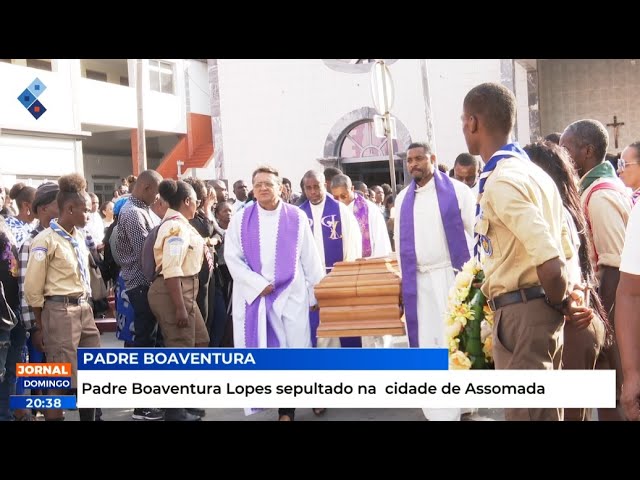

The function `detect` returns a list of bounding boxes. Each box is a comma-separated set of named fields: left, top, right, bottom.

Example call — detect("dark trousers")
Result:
left=278, top=408, right=295, bottom=419
left=127, top=285, right=163, bottom=347
left=196, top=263, right=216, bottom=335
left=0, top=321, right=27, bottom=421
left=209, top=288, right=228, bottom=347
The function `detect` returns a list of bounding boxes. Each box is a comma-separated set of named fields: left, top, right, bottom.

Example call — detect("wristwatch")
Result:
left=545, top=295, right=570, bottom=314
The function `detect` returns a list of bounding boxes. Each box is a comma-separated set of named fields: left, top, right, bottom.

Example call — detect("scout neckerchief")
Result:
left=50, top=219, right=91, bottom=296
left=475, top=142, right=530, bottom=259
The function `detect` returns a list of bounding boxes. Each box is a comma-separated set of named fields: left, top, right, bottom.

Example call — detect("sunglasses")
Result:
left=618, top=159, right=640, bottom=172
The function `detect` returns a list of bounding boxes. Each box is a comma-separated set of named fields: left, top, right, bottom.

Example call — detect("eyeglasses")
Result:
left=618, top=160, right=640, bottom=172
left=254, top=182, right=276, bottom=189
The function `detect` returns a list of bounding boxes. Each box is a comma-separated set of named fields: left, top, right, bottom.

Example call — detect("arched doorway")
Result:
left=320, top=107, right=412, bottom=189
left=338, top=120, right=404, bottom=188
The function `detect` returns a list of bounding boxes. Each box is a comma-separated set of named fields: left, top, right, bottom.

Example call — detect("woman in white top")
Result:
left=618, top=142, right=640, bottom=204
left=525, top=141, right=610, bottom=421
left=100, top=200, right=114, bottom=230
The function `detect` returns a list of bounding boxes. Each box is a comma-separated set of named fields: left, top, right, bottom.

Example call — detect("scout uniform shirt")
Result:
left=154, top=208, right=205, bottom=279
left=579, top=172, right=631, bottom=273
left=24, top=226, right=91, bottom=307
left=475, top=157, right=573, bottom=300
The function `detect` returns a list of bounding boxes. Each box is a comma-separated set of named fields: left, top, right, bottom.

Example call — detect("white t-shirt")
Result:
left=620, top=202, right=640, bottom=275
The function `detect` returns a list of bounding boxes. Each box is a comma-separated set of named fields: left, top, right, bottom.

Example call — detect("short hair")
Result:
left=353, top=181, right=367, bottom=191
left=562, top=119, right=609, bottom=163
left=544, top=132, right=562, bottom=144
left=323, top=167, right=343, bottom=183
left=135, top=170, right=162, bottom=191
left=407, top=142, right=433, bottom=155
left=233, top=179, right=247, bottom=189
left=214, top=200, right=233, bottom=216
left=330, top=173, right=352, bottom=190
left=251, top=165, right=281, bottom=185
left=437, top=163, right=449, bottom=174
left=303, top=170, right=325, bottom=185
left=454, top=153, right=479, bottom=169
left=282, top=177, right=292, bottom=187
left=463, top=82, right=516, bottom=136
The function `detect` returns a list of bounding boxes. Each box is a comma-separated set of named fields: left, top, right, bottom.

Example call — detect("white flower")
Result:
left=462, top=258, right=477, bottom=275
left=480, top=319, right=492, bottom=343
left=455, top=271, right=474, bottom=290
left=445, top=321, right=463, bottom=341
left=449, top=350, right=472, bottom=370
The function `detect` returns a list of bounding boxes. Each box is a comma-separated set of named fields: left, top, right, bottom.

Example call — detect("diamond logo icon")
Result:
left=27, top=77, right=46, bottom=98
left=18, top=78, right=47, bottom=119
left=18, top=88, right=36, bottom=109
left=27, top=99, right=47, bottom=119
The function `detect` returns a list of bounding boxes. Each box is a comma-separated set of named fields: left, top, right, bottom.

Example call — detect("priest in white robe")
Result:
left=330, top=173, right=392, bottom=258
left=225, top=166, right=325, bottom=421
left=330, top=173, right=393, bottom=348
left=394, top=142, right=476, bottom=422
left=299, top=170, right=362, bottom=349
left=299, top=169, right=362, bottom=418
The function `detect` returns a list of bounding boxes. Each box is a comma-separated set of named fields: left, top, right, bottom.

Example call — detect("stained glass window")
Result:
left=340, top=121, right=399, bottom=159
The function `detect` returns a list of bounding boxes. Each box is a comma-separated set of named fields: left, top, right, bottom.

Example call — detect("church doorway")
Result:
left=336, top=120, right=405, bottom=188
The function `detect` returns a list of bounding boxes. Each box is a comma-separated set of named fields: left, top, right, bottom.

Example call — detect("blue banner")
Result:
left=78, top=348, right=449, bottom=370
left=18, top=377, right=72, bottom=390
left=10, top=395, right=76, bottom=410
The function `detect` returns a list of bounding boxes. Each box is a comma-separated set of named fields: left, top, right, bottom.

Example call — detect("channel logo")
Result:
left=17, top=363, right=72, bottom=391
left=17, top=362, right=71, bottom=376
left=17, top=77, right=47, bottom=119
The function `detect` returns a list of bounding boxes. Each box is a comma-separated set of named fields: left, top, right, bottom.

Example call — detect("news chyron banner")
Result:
left=77, top=348, right=615, bottom=410
left=10, top=363, right=76, bottom=411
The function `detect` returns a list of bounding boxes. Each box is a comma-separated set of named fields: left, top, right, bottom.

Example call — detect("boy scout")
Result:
left=24, top=174, right=101, bottom=421
left=461, top=83, right=593, bottom=421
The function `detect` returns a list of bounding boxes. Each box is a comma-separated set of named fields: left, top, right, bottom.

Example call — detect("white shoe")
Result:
left=422, top=408, right=461, bottom=421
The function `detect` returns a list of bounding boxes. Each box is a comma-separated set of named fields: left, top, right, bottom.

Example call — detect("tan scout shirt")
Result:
left=24, top=227, right=91, bottom=308
left=580, top=175, right=631, bottom=272
left=154, top=208, right=205, bottom=279
left=475, top=157, right=571, bottom=300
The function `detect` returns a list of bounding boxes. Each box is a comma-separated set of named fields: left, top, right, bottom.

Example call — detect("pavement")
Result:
left=62, top=331, right=505, bottom=422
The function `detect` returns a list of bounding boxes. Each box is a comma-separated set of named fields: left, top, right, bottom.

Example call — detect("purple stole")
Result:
left=352, top=193, right=372, bottom=257
left=240, top=201, right=300, bottom=347
left=300, top=195, right=361, bottom=348
left=399, top=169, right=470, bottom=348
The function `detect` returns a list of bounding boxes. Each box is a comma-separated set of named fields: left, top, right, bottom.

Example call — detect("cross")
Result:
left=607, top=115, right=625, bottom=149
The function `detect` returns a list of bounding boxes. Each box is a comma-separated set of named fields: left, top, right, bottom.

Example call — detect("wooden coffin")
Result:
left=314, top=254, right=405, bottom=338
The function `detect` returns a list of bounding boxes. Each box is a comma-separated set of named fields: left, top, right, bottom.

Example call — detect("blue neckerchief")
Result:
left=474, top=142, right=530, bottom=258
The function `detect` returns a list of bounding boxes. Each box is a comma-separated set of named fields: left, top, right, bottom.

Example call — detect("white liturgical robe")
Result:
left=225, top=200, right=325, bottom=349
left=346, top=196, right=392, bottom=258
left=394, top=176, right=475, bottom=421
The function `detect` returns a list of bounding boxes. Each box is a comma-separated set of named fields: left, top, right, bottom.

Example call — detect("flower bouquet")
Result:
left=445, top=257, right=494, bottom=370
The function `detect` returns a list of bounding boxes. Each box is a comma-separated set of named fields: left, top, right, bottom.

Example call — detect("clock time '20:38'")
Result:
left=9, top=395, right=76, bottom=410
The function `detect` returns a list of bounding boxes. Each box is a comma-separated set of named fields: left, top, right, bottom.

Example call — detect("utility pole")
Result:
left=371, top=60, right=397, bottom=196
left=136, top=59, right=147, bottom=174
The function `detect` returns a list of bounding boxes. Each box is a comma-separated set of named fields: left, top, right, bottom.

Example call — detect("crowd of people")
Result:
left=2, top=81, right=640, bottom=422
